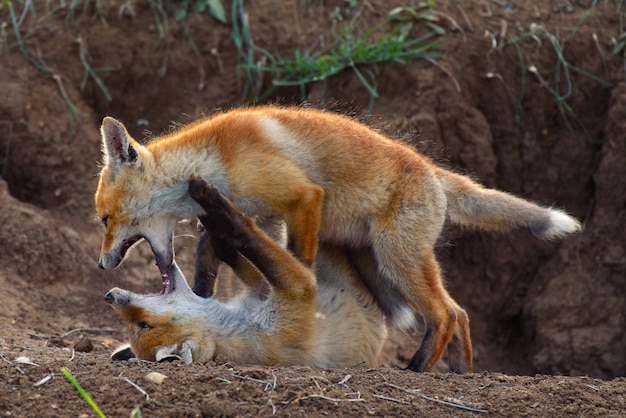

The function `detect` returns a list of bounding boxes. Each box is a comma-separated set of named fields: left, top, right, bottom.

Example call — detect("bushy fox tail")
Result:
left=436, top=168, right=582, bottom=239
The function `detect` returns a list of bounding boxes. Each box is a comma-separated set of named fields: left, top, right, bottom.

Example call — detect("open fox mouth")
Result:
left=121, top=235, right=173, bottom=295
left=119, top=235, right=143, bottom=261
left=119, top=235, right=173, bottom=294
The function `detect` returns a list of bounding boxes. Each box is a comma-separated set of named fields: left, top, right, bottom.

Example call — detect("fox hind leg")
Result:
left=370, top=201, right=473, bottom=372
left=193, top=215, right=285, bottom=299
left=188, top=177, right=243, bottom=268
left=193, top=230, right=220, bottom=298
left=403, top=263, right=472, bottom=373
left=398, top=251, right=465, bottom=372
left=445, top=298, right=472, bottom=373
left=188, top=177, right=314, bottom=294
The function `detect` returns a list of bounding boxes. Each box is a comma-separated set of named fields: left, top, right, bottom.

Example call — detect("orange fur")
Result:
left=106, top=182, right=386, bottom=368
left=97, top=106, right=581, bottom=372
left=116, top=305, right=184, bottom=361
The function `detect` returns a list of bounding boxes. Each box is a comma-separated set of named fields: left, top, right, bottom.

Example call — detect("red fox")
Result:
left=95, top=106, right=581, bottom=372
left=106, top=179, right=387, bottom=367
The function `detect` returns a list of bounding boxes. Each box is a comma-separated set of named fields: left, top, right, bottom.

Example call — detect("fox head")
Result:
left=105, top=263, right=217, bottom=363
left=95, top=117, right=207, bottom=291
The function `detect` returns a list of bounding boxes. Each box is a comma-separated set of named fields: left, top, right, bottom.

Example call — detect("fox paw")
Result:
left=188, top=177, right=241, bottom=265
left=188, top=176, right=220, bottom=206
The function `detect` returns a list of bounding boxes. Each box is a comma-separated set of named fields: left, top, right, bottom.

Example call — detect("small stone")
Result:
left=145, top=372, right=168, bottom=385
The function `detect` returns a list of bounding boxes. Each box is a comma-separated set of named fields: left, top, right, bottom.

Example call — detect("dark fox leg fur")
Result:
left=193, top=207, right=286, bottom=298
left=192, top=229, right=220, bottom=298
left=188, top=177, right=315, bottom=296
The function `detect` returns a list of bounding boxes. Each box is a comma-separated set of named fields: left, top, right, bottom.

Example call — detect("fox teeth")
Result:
left=160, top=277, right=171, bottom=295
left=160, top=271, right=172, bottom=294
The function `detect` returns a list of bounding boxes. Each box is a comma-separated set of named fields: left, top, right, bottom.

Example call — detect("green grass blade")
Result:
left=61, top=367, right=107, bottom=418
left=208, top=0, right=226, bottom=23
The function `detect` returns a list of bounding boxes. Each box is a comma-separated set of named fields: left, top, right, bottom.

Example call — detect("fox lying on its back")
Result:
left=96, top=106, right=581, bottom=372
left=106, top=179, right=387, bottom=367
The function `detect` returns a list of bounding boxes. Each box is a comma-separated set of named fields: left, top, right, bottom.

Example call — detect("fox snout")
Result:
left=99, top=234, right=144, bottom=270
left=104, top=290, right=113, bottom=303
left=99, top=254, right=121, bottom=270
left=104, top=288, right=131, bottom=307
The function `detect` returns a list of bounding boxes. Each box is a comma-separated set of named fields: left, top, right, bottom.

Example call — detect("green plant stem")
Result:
left=61, top=367, right=107, bottom=418
left=231, top=0, right=260, bottom=102
left=7, top=1, right=49, bottom=72
left=77, top=38, right=112, bottom=101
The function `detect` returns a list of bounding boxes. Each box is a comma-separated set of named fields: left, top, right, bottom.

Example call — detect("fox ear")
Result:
left=101, top=116, right=139, bottom=169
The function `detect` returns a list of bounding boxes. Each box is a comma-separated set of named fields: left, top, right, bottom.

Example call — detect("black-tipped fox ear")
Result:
left=101, top=117, right=139, bottom=171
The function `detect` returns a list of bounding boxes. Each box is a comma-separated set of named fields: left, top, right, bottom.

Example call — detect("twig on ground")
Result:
left=375, top=370, right=389, bottom=382
left=337, top=374, right=352, bottom=386
left=33, top=375, right=53, bottom=387
left=385, top=382, right=488, bottom=413
left=453, top=3, right=473, bottom=31
left=121, top=376, right=150, bottom=401
left=305, top=394, right=365, bottom=403
left=311, top=375, right=331, bottom=387
left=419, top=394, right=488, bottom=413
left=27, top=332, right=50, bottom=340
left=432, top=10, right=465, bottom=36
left=372, top=394, right=410, bottom=404
left=1, top=354, right=24, bottom=374
left=385, top=382, right=421, bottom=394
left=266, top=398, right=277, bottom=415
left=60, top=327, right=117, bottom=338
left=227, top=372, right=275, bottom=391
left=15, top=356, right=41, bottom=367
left=426, top=57, right=461, bottom=93
left=0, top=354, right=15, bottom=366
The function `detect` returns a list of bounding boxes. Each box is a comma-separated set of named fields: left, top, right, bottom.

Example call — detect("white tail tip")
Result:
left=544, top=210, right=582, bottom=239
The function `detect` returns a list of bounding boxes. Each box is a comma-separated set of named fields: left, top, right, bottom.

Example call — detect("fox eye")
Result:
left=101, top=216, right=109, bottom=229
left=137, top=321, right=151, bottom=330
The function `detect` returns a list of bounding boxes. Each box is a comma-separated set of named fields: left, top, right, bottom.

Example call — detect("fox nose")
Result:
left=104, top=291, right=114, bottom=304
left=98, top=259, right=105, bottom=269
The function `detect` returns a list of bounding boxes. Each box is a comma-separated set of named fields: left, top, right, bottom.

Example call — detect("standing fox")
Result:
left=106, top=178, right=387, bottom=367
left=95, top=106, right=581, bottom=373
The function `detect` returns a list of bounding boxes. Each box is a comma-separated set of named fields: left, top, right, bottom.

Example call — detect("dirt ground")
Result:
left=1, top=0, right=625, bottom=416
